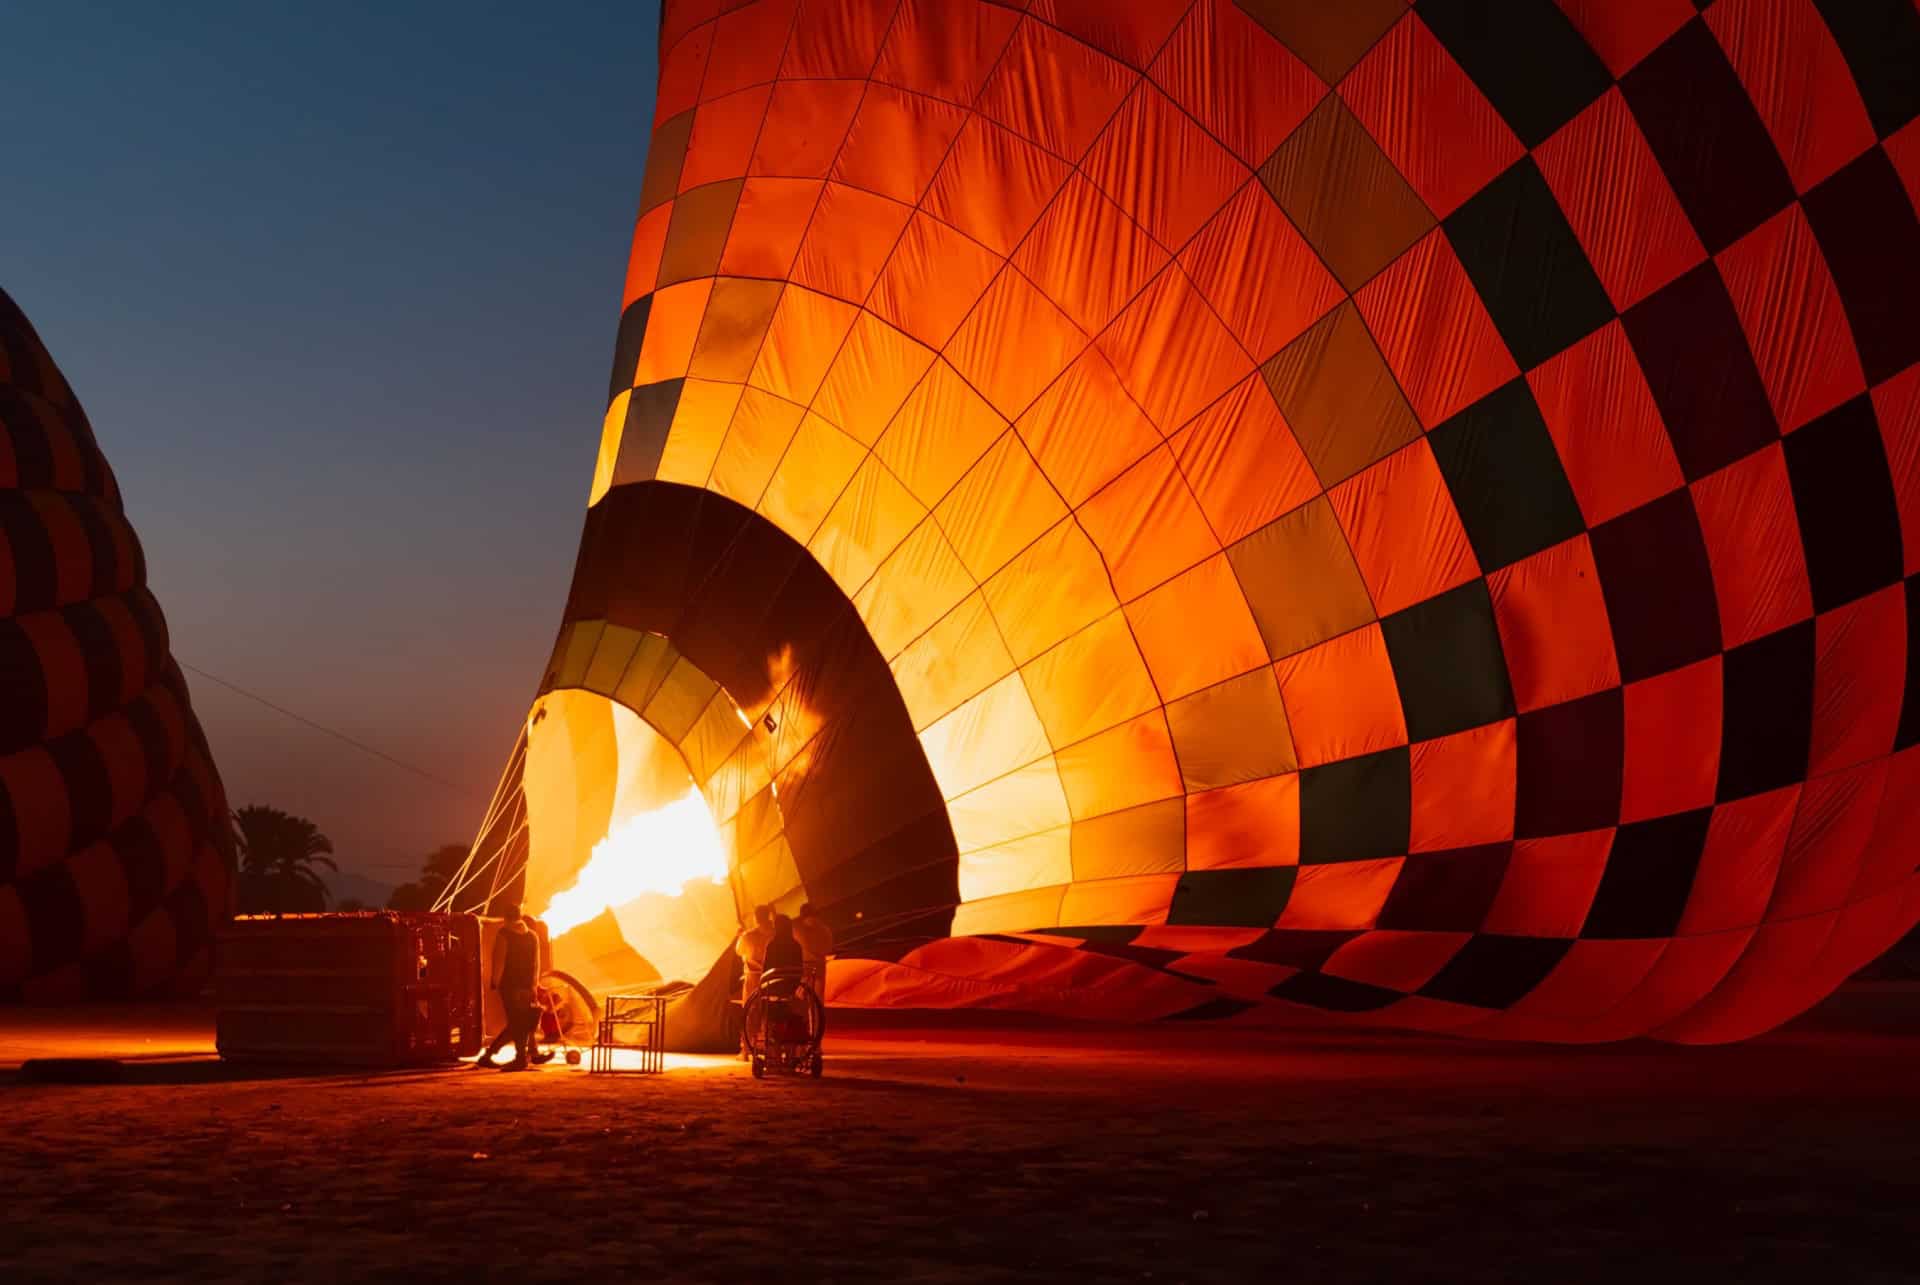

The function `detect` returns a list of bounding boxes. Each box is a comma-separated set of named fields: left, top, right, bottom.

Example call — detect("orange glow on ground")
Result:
left=538, top=788, right=729, bottom=937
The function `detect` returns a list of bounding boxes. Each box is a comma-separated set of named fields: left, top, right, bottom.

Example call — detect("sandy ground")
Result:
left=2, top=990, right=1917, bottom=1284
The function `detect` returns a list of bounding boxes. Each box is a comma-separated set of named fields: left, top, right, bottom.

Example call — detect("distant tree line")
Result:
left=387, top=844, right=478, bottom=911
left=228, top=806, right=482, bottom=915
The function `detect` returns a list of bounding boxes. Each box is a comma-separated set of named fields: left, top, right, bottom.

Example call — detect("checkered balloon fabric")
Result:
left=531, top=0, right=1920, bottom=1042
left=0, top=291, right=234, bottom=1001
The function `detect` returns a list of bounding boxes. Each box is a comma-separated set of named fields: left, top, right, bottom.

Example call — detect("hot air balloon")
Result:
left=464, top=0, right=1920, bottom=1043
left=0, top=291, right=233, bottom=1001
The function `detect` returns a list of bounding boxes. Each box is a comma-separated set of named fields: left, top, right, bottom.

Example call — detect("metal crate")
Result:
left=591, top=993, right=667, bottom=1074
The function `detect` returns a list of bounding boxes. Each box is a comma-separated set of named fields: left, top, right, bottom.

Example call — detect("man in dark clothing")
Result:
left=758, top=914, right=812, bottom=1049
left=763, top=912, right=803, bottom=976
left=485, top=906, right=541, bottom=1072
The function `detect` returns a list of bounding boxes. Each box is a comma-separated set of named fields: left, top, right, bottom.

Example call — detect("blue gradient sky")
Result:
left=6, top=2, right=660, bottom=886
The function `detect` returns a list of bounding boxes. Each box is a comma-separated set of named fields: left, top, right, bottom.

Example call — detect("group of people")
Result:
left=735, top=902, right=832, bottom=1050
left=476, top=900, right=836, bottom=1070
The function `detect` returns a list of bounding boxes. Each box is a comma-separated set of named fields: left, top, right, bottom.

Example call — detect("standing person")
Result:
left=478, top=909, right=554, bottom=1067
left=735, top=905, right=774, bottom=1058
left=793, top=902, right=833, bottom=996
left=763, top=912, right=803, bottom=976
left=487, top=905, right=541, bottom=1072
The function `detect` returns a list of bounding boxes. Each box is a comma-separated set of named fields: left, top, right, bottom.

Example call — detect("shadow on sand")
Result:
left=11, top=1055, right=472, bottom=1088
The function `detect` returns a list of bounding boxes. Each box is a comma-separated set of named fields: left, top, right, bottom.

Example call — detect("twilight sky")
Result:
left=5, top=2, right=660, bottom=887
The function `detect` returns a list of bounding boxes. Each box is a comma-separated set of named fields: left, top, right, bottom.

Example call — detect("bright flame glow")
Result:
left=538, top=789, right=728, bottom=937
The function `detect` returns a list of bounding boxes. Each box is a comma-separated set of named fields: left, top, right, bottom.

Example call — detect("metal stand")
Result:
left=590, top=993, right=666, bottom=1074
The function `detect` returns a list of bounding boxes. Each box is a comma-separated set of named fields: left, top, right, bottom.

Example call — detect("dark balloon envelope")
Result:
left=0, top=291, right=232, bottom=1000
left=501, top=0, right=1920, bottom=1042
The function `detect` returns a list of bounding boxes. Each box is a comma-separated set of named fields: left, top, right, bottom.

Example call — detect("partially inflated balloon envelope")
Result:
left=492, top=0, right=1920, bottom=1043
left=0, top=292, right=233, bottom=1000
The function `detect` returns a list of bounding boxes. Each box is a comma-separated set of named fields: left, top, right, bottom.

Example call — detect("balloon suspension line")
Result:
left=435, top=739, right=524, bottom=911
left=435, top=729, right=530, bottom=913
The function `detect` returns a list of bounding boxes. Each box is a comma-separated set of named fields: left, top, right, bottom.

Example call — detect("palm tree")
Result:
left=232, top=805, right=337, bottom=914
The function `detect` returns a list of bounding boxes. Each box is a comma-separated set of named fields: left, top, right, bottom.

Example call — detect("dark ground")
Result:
left=3, top=987, right=1918, bottom=1283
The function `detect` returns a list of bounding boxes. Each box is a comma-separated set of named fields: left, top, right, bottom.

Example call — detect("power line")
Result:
left=180, top=661, right=486, bottom=797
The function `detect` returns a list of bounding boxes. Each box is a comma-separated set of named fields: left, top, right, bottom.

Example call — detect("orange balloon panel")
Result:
left=511, top=0, right=1920, bottom=1042
left=1, top=291, right=233, bottom=1000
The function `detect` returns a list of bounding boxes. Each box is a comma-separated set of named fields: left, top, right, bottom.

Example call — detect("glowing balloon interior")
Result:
left=539, top=789, right=730, bottom=938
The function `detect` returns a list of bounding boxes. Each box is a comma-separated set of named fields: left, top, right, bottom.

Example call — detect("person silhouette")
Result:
left=480, top=905, right=541, bottom=1071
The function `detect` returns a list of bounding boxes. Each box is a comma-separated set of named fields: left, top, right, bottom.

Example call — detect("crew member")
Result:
left=735, top=905, right=775, bottom=1057
left=763, top=912, right=803, bottom=976
left=487, top=905, right=541, bottom=1072
left=479, top=910, right=554, bottom=1067
left=793, top=902, right=833, bottom=995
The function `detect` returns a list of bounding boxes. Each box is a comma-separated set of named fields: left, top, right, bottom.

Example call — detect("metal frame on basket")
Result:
left=590, top=993, right=666, bottom=1074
